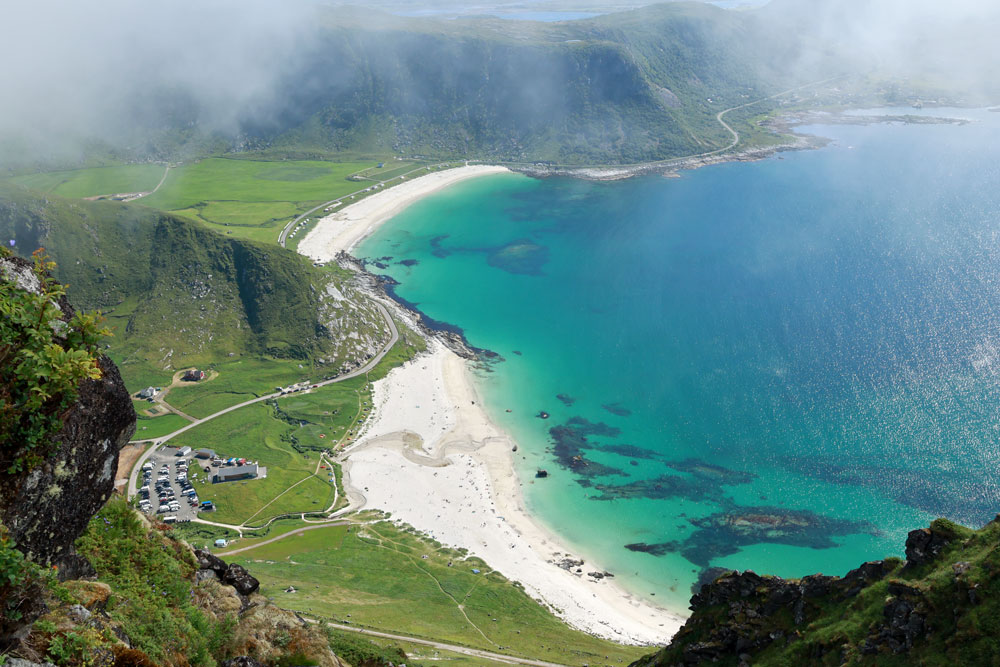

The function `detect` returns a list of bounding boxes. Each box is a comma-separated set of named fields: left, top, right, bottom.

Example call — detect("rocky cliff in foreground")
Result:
left=632, top=517, right=1000, bottom=666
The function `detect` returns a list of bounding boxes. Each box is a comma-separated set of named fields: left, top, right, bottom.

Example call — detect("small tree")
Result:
left=0, top=247, right=109, bottom=473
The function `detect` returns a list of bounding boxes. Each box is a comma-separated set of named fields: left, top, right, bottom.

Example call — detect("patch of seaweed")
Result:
left=486, top=239, right=549, bottom=275
left=667, top=458, right=756, bottom=485
left=591, top=474, right=725, bottom=503
left=602, top=402, right=632, bottom=417
left=783, top=456, right=999, bottom=527
left=548, top=417, right=626, bottom=478
left=429, top=234, right=452, bottom=258
left=626, top=506, right=877, bottom=568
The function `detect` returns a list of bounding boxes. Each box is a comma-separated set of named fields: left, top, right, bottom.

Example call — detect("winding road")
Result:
left=500, top=75, right=848, bottom=172
left=278, top=162, right=458, bottom=248
left=126, top=302, right=399, bottom=500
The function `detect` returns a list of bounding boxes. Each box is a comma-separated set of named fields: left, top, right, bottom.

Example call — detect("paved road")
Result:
left=498, top=75, right=847, bottom=172
left=127, top=302, right=399, bottom=499
left=278, top=162, right=457, bottom=247
left=305, top=619, right=571, bottom=667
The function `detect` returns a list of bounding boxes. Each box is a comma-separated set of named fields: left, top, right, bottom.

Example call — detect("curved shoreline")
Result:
left=299, top=167, right=685, bottom=644
left=298, top=165, right=512, bottom=259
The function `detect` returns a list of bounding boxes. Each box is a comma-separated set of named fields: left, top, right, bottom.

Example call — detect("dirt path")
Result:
left=216, top=521, right=350, bottom=556
left=307, top=618, right=571, bottom=667
left=132, top=164, right=171, bottom=200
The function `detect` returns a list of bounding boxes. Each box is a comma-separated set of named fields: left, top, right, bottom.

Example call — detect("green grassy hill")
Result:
left=632, top=517, right=1000, bottom=666
left=0, top=183, right=389, bottom=389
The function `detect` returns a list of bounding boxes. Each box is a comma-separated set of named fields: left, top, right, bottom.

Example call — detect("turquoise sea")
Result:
left=358, top=108, right=1000, bottom=611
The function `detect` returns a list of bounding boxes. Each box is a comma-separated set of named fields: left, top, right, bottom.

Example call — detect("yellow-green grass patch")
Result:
left=231, top=522, right=650, bottom=666
left=9, top=164, right=166, bottom=199
left=140, top=158, right=375, bottom=211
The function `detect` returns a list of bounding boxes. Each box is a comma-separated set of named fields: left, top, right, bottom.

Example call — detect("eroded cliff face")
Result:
left=0, top=255, right=135, bottom=570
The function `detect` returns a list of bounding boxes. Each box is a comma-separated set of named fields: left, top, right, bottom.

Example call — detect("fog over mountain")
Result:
left=2, top=0, right=998, bottom=165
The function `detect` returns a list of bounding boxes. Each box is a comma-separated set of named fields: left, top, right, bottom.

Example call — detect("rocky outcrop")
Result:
left=904, top=524, right=956, bottom=569
left=0, top=256, right=134, bottom=569
left=194, top=548, right=261, bottom=597
left=0, top=255, right=134, bottom=650
left=629, top=517, right=989, bottom=667
left=647, top=561, right=895, bottom=666
left=221, top=658, right=264, bottom=667
left=860, top=582, right=928, bottom=655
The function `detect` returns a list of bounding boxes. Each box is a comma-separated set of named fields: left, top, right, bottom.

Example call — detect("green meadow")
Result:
left=134, top=412, right=191, bottom=440
left=9, top=164, right=166, bottom=198
left=230, top=521, right=650, bottom=667
left=135, top=157, right=429, bottom=245
left=140, top=159, right=373, bottom=210
left=163, top=357, right=321, bottom=419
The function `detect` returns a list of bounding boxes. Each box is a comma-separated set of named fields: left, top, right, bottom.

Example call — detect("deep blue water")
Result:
left=359, top=108, right=1000, bottom=607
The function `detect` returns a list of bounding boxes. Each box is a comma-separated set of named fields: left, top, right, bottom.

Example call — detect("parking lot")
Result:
left=136, top=448, right=215, bottom=522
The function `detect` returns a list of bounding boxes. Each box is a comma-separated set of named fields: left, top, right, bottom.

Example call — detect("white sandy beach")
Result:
left=302, top=165, right=685, bottom=644
left=298, top=165, right=511, bottom=260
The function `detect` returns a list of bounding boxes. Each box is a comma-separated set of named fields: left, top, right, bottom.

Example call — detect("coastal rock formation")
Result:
left=630, top=517, right=993, bottom=666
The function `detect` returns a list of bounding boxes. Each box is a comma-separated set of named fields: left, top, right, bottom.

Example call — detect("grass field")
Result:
left=166, top=521, right=241, bottom=549
left=168, top=401, right=333, bottom=525
left=140, top=159, right=376, bottom=211
left=9, top=164, right=166, bottom=198
left=371, top=638, right=514, bottom=666
left=164, top=338, right=419, bottom=524
left=230, top=521, right=650, bottom=666
left=134, top=412, right=191, bottom=440
left=172, top=200, right=313, bottom=245
left=163, top=357, right=321, bottom=419
left=134, top=157, right=410, bottom=245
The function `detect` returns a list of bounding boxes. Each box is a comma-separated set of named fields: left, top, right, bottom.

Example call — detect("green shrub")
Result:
left=0, top=247, right=108, bottom=473
left=76, top=499, right=236, bottom=666
left=0, top=524, right=56, bottom=623
left=325, top=628, right=422, bottom=667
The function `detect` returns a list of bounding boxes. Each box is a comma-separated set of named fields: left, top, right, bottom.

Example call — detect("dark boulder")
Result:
left=194, top=548, right=229, bottom=578
left=222, top=563, right=260, bottom=596
left=904, top=526, right=953, bottom=569
left=0, top=255, right=135, bottom=649
left=221, top=658, right=264, bottom=667
left=194, top=549, right=260, bottom=596
left=0, top=256, right=134, bottom=568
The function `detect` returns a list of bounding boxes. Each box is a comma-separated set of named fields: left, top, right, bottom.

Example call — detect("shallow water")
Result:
left=359, top=108, right=1000, bottom=608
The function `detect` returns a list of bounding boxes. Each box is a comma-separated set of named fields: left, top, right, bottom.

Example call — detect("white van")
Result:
left=163, top=516, right=177, bottom=524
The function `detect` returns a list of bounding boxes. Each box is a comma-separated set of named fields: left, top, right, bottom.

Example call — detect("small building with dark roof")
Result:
left=213, top=463, right=259, bottom=483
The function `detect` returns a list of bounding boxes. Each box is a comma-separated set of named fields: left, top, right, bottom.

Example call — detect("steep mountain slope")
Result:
left=631, top=517, right=1000, bottom=666
left=0, top=184, right=389, bottom=378
left=262, top=3, right=791, bottom=164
